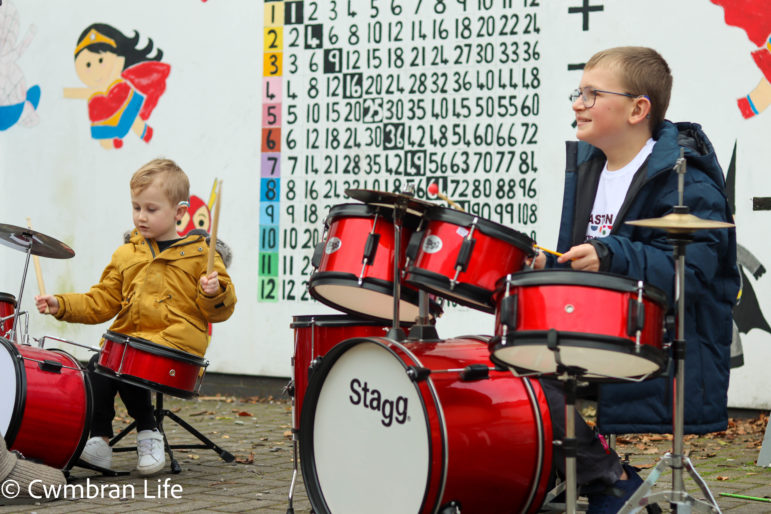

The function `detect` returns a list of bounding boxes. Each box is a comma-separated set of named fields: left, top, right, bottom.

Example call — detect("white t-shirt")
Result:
left=586, top=138, right=655, bottom=240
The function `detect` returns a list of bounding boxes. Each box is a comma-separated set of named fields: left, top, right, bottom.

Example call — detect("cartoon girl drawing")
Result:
left=711, top=0, right=771, bottom=118
left=63, top=23, right=170, bottom=149
left=0, top=0, right=40, bottom=131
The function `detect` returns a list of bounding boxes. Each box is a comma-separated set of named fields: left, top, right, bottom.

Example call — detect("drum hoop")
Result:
left=103, top=331, right=208, bottom=366
left=290, top=314, right=389, bottom=329
left=0, top=337, right=26, bottom=449
left=405, top=267, right=494, bottom=312
left=497, top=269, right=668, bottom=306
left=298, top=337, right=440, bottom=514
left=326, top=203, right=420, bottom=229
left=520, top=376, right=550, bottom=514
left=308, top=273, right=428, bottom=324
left=425, top=206, right=535, bottom=252
left=491, top=330, right=669, bottom=382
left=94, top=365, right=200, bottom=399
left=0, top=292, right=17, bottom=306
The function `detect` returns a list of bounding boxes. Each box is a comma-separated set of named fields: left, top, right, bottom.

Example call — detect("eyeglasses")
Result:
left=569, top=86, right=647, bottom=108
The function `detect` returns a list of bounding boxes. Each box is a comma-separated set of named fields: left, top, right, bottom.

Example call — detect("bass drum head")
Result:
left=0, top=338, right=22, bottom=443
left=300, top=339, right=431, bottom=514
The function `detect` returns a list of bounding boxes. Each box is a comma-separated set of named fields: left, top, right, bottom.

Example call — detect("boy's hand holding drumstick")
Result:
left=200, top=181, right=223, bottom=296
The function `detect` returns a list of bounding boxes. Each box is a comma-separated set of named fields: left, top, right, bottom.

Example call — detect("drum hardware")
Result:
left=450, top=216, right=478, bottom=290
left=619, top=151, right=732, bottom=514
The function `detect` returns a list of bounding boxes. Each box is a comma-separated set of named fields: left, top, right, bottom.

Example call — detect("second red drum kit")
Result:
left=287, top=187, right=680, bottom=514
left=0, top=222, right=212, bottom=474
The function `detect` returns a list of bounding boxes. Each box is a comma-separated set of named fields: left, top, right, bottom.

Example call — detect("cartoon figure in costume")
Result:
left=63, top=23, right=170, bottom=149
left=177, top=195, right=211, bottom=237
left=711, top=0, right=771, bottom=118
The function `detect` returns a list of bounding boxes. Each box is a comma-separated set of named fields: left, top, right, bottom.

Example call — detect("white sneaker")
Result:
left=80, top=436, right=112, bottom=469
left=136, top=430, right=166, bottom=475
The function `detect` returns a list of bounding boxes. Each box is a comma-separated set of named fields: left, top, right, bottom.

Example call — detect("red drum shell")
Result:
left=0, top=338, right=91, bottom=470
left=491, top=269, right=668, bottom=381
left=405, top=206, right=535, bottom=312
left=96, top=331, right=208, bottom=399
left=290, top=315, right=389, bottom=430
left=0, top=292, right=17, bottom=338
left=299, top=336, right=552, bottom=514
left=309, top=204, right=435, bottom=324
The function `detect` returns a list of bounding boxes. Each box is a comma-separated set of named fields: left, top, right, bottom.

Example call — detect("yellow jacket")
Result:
left=55, top=230, right=236, bottom=356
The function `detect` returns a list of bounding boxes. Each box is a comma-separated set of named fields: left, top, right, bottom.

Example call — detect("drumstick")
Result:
left=427, top=183, right=465, bottom=211
left=534, top=244, right=563, bottom=257
left=26, top=218, right=48, bottom=312
left=206, top=181, right=222, bottom=275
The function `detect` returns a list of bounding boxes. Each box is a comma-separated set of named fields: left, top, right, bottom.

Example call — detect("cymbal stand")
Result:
left=619, top=152, right=721, bottom=513
left=407, top=290, right=439, bottom=341
left=10, top=238, right=34, bottom=343
left=387, top=193, right=408, bottom=341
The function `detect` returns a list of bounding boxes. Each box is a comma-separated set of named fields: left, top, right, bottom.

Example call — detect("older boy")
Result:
left=36, top=159, right=236, bottom=475
left=535, top=47, right=739, bottom=512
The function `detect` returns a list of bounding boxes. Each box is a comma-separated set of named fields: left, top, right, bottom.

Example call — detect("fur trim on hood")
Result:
left=123, top=229, right=233, bottom=268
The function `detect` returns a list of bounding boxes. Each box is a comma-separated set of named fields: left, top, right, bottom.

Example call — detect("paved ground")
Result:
left=1, top=393, right=769, bottom=513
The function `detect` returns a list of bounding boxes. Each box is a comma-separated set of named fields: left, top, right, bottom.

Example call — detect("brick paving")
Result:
left=1, top=394, right=769, bottom=513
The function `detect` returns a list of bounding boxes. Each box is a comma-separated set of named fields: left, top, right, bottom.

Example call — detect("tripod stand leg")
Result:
left=287, top=434, right=298, bottom=514
left=162, top=409, right=235, bottom=462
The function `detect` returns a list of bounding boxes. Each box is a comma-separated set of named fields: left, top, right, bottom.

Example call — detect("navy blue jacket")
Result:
left=551, top=121, right=739, bottom=434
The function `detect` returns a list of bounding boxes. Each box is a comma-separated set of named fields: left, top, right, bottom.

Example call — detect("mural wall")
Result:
left=1, top=0, right=770, bottom=409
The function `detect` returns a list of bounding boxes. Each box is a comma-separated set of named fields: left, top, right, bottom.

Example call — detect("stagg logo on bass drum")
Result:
left=349, top=378, right=408, bottom=427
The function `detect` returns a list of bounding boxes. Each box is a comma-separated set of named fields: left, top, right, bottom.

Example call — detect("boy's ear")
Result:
left=629, top=96, right=652, bottom=126
left=175, top=203, right=188, bottom=222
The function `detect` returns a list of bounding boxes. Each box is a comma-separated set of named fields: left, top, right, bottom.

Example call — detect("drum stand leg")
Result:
left=618, top=235, right=721, bottom=514
left=408, top=290, right=439, bottom=341
left=110, top=393, right=235, bottom=474
left=387, top=198, right=407, bottom=341
left=286, top=432, right=298, bottom=514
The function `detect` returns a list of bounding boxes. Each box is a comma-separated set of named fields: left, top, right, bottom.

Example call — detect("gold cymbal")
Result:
left=626, top=213, right=735, bottom=233
left=0, top=223, right=75, bottom=259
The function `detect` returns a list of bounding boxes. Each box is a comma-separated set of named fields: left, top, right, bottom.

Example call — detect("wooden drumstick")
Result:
left=427, top=182, right=465, bottom=212
left=534, top=244, right=563, bottom=257
left=26, top=218, right=49, bottom=312
left=207, top=181, right=222, bottom=275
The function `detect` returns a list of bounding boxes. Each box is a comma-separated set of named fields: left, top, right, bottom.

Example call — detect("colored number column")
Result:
left=260, top=1, right=284, bottom=302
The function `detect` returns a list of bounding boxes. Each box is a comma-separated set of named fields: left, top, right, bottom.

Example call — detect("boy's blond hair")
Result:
left=586, top=46, right=672, bottom=132
left=130, top=158, right=190, bottom=205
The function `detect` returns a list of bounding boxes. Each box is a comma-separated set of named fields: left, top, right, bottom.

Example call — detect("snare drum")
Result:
left=96, top=331, right=208, bottom=399
left=0, top=292, right=17, bottom=338
left=0, top=337, right=92, bottom=469
left=290, top=315, right=388, bottom=431
left=308, top=203, right=439, bottom=323
left=490, top=269, right=668, bottom=381
left=404, top=206, right=535, bottom=312
left=300, top=336, right=552, bottom=514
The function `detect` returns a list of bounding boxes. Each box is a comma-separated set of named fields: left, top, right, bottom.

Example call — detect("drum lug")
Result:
left=405, top=229, right=424, bottom=263
left=498, top=293, right=518, bottom=330
left=311, top=241, right=325, bottom=269
left=406, top=365, right=431, bottom=382
left=460, top=364, right=490, bottom=381
left=39, top=359, right=63, bottom=374
left=454, top=238, right=476, bottom=274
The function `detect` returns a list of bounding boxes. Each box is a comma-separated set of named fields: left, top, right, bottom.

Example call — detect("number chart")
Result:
left=262, top=0, right=544, bottom=304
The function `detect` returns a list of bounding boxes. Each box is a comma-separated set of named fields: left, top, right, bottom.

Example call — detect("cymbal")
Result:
left=626, top=213, right=735, bottom=233
left=0, top=223, right=75, bottom=259
left=345, top=189, right=436, bottom=216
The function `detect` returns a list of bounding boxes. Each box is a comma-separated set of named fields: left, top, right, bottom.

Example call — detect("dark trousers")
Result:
left=540, top=378, right=623, bottom=489
left=87, top=355, right=157, bottom=438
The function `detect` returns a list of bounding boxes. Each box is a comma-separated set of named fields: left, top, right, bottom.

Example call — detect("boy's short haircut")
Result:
left=585, top=46, right=672, bottom=132
left=130, top=158, right=190, bottom=205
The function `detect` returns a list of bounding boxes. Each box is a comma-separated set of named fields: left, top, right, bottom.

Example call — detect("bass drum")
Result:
left=0, top=337, right=92, bottom=470
left=299, top=336, right=552, bottom=514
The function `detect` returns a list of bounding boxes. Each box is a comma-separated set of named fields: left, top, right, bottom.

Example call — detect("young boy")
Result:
left=35, top=158, right=236, bottom=475
left=534, top=47, right=739, bottom=512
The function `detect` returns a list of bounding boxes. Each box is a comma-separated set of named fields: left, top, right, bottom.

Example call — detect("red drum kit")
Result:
left=290, top=175, right=734, bottom=513
left=287, top=187, right=670, bottom=514
left=0, top=223, right=208, bottom=472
